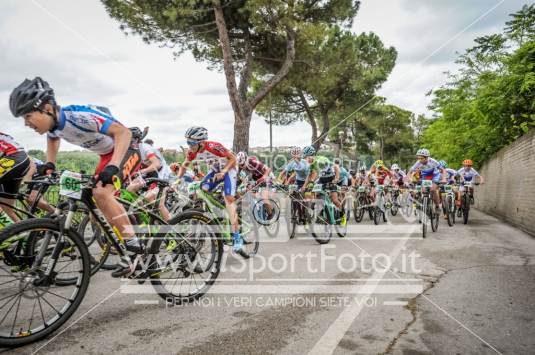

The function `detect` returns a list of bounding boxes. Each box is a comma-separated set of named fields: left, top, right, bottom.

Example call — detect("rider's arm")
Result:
left=139, top=156, right=161, bottom=175
left=46, top=136, right=60, bottom=164
left=106, top=122, right=132, bottom=167
left=220, top=150, right=236, bottom=175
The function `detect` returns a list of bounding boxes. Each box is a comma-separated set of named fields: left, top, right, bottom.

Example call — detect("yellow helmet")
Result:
left=373, top=160, right=385, bottom=168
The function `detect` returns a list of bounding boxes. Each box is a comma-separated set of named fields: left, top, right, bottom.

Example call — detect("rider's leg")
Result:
left=93, top=183, right=135, bottom=240
left=0, top=198, right=19, bottom=222
left=262, top=188, right=273, bottom=215
left=27, top=189, right=54, bottom=213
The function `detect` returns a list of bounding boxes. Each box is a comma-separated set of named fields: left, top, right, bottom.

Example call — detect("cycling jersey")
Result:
left=310, top=156, right=334, bottom=178
left=0, top=132, right=24, bottom=156
left=284, top=159, right=309, bottom=182
left=410, top=157, right=442, bottom=181
left=457, top=167, right=480, bottom=182
left=445, top=168, right=457, bottom=183
left=187, top=141, right=233, bottom=172
left=187, top=141, right=237, bottom=196
left=48, top=105, right=120, bottom=155
left=391, top=169, right=406, bottom=181
left=374, top=168, right=391, bottom=185
left=241, top=156, right=269, bottom=182
left=139, top=143, right=171, bottom=179
left=338, top=166, right=349, bottom=186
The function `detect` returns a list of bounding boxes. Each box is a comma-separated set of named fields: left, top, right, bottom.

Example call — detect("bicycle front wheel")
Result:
left=0, top=218, right=90, bottom=347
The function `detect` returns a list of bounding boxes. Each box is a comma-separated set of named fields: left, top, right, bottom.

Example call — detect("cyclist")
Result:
left=236, top=151, right=274, bottom=218
left=437, top=160, right=457, bottom=218
left=407, top=148, right=447, bottom=212
left=302, top=146, right=346, bottom=225
left=457, top=159, right=484, bottom=205
left=334, top=159, right=350, bottom=187
left=353, top=165, right=368, bottom=187
left=127, top=127, right=171, bottom=221
left=349, top=169, right=357, bottom=187
left=390, top=164, right=406, bottom=187
left=368, top=160, right=392, bottom=205
left=0, top=132, right=31, bottom=222
left=10, top=77, right=142, bottom=278
left=278, top=147, right=309, bottom=189
left=174, top=127, right=242, bottom=251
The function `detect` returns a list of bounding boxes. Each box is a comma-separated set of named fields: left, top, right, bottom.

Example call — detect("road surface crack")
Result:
left=380, top=269, right=449, bottom=354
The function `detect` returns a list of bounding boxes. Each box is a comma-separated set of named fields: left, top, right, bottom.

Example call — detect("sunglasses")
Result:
left=187, top=139, right=200, bottom=146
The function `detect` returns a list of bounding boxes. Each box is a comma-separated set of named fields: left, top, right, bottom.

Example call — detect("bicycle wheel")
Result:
left=462, top=195, right=470, bottom=224
left=76, top=214, right=112, bottom=275
left=252, top=199, right=280, bottom=226
left=421, top=197, right=428, bottom=238
left=431, top=204, right=439, bottom=232
left=310, top=206, right=332, bottom=244
left=445, top=195, right=454, bottom=227
left=0, top=218, right=90, bottom=347
left=373, top=207, right=381, bottom=225
left=238, top=208, right=260, bottom=258
left=150, top=211, right=223, bottom=304
left=290, top=200, right=298, bottom=239
left=354, top=195, right=365, bottom=223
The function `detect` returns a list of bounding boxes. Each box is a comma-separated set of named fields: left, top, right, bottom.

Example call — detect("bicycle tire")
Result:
left=0, top=218, right=90, bottom=347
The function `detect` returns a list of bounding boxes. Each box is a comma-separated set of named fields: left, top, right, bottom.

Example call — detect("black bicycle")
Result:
left=0, top=170, right=222, bottom=347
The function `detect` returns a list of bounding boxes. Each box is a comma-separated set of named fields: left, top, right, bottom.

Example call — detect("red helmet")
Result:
left=463, top=159, right=473, bottom=166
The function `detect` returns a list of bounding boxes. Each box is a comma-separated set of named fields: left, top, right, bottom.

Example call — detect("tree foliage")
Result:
left=422, top=5, right=535, bottom=168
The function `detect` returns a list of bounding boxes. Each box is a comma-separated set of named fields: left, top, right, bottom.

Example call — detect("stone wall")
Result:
left=475, top=129, right=535, bottom=236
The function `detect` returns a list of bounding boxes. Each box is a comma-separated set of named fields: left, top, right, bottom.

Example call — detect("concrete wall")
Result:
left=475, top=129, right=535, bottom=236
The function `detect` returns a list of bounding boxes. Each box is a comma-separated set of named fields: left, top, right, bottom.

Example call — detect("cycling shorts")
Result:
left=96, top=148, right=142, bottom=185
left=201, top=168, right=238, bottom=197
left=0, top=152, right=30, bottom=198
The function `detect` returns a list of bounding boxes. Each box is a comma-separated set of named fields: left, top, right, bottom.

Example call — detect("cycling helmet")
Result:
left=391, top=163, right=400, bottom=170
left=416, top=148, right=430, bottom=157
left=373, top=160, right=385, bottom=168
left=144, top=138, right=154, bottom=145
left=237, top=151, right=248, bottom=165
left=438, top=160, right=448, bottom=168
left=129, top=127, right=144, bottom=141
left=185, top=126, right=208, bottom=141
left=359, top=164, right=367, bottom=172
left=349, top=169, right=356, bottom=176
left=10, top=77, right=56, bottom=117
left=290, top=146, right=302, bottom=157
left=463, top=159, right=473, bottom=166
left=302, top=146, right=316, bottom=157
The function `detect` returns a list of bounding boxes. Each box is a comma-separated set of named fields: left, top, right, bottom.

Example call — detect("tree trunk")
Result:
left=298, top=91, right=318, bottom=146
left=313, top=109, right=330, bottom=151
left=379, top=137, right=384, bottom=160
left=233, top=108, right=252, bottom=154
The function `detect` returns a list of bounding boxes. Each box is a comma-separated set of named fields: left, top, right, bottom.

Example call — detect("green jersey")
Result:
left=309, top=156, right=335, bottom=178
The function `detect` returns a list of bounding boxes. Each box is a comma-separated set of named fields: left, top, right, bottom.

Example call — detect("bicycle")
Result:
left=352, top=185, right=373, bottom=223
left=186, top=181, right=259, bottom=258
left=373, top=184, right=388, bottom=225
left=0, top=171, right=223, bottom=347
left=310, top=183, right=346, bottom=244
left=459, top=181, right=477, bottom=224
left=420, top=180, right=439, bottom=238
left=440, top=183, right=456, bottom=227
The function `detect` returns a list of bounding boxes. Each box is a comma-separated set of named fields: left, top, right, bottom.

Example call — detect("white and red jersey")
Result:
left=48, top=105, right=121, bottom=155
left=187, top=141, right=234, bottom=172
left=139, top=143, right=171, bottom=179
left=0, top=132, right=24, bottom=156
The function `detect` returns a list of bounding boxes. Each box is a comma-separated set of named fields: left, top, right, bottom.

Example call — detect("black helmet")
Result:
left=9, top=77, right=55, bottom=117
left=129, top=127, right=145, bottom=141
left=349, top=169, right=356, bottom=176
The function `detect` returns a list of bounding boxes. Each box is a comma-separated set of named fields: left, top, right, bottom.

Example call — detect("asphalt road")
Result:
left=6, top=207, right=535, bottom=355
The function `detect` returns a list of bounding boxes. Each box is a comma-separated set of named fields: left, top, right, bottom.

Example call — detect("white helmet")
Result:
left=416, top=148, right=430, bottom=157
left=185, top=126, right=208, bottom=141
left=391, top=164, right=399, bottom=170
left=237, top=151, right=248, bottom=165
left=290, top=146, right=302, bottom=157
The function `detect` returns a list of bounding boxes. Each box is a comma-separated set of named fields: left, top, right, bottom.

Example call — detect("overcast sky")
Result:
left=0, top=0, right=529, bottom=151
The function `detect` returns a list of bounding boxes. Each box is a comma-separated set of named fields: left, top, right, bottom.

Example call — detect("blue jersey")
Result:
left=284, top=159, right=310, bottom=181
left=48, top=105, right=121, bottom=155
